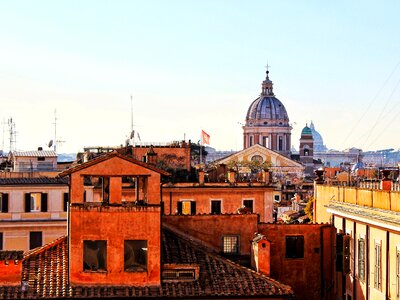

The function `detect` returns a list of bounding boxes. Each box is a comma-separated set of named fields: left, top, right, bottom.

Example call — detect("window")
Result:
left=29, top=232, right=42, bottom=250
left=37, top=157, right=45, bottom=161
left=0, top=193, right=9, bottom=213
left=0, top=232, right=3, bottom=250
left=397, top=249, right=400, bottom=298
left=83, top=240, right=107, bottom=272
left=374, top=243, right=382, bottom=290
left=358, top=238, right=365, bottom=281
left=211, top=200, right=221, bottom=214
left=223, top=235, right=239, bottom=254
left=63, top=193, right=69, bottom=212
left=304, top=149, right=309, bottom=156
left=24, top=193, right=48, bottom=212
left=243, top=200, right=253, bottom=213
left=249, top=136, right=253, bottom=147
left=274, top=195, right=280, bottom=202
left=124, top=240, right=147, bottom=272
left=177, top=201, right=196, bottom=215
left=278, top=136, right=283, bottom=151
left=286, top=236, right=304, bottom=258
left=263, top=136, right=269, bottom=148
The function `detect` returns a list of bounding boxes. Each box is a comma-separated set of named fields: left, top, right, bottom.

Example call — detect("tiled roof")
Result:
left=0, top=177, right=68, bottom=186
left=0, top=231, right=294, bottom=299
left=12, top=151, right=57, bottom=158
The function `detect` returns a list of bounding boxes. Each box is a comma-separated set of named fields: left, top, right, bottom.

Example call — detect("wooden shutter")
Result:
left=191, top=201, right=196, bottom=215
left=177, top=202, right=182, bottom=215
left=41, top=193, right=48, bottom=212
left=25, top=193, right=31, bottom=212
left=1, top=194, right=8, bottom=213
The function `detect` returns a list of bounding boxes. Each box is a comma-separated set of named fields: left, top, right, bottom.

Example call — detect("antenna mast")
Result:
left=53, top=109, right=57, bottom=152
left=8, top=118, right=16, bottom=153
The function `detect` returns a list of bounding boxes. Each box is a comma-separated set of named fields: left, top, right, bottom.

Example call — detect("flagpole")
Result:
left=200, top=131, right=202, bottom=165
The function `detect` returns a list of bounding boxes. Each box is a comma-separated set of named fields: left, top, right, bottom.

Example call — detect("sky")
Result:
left=0, top=1, right=400, bottom=154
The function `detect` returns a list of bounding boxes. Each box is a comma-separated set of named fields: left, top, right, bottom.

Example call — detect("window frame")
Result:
left=83, top=240, right=107, bottom=272
left=243, top=199, right=254, bottom=213
left=374, top=242, right=382, bottom=290
left=29, top=231, right=42, bottom=250
left=0, top=193, right=8, bottom=213
left=178, top=200, right=196, bottom=215
left=285, top=235, right=304, bottom=259
left=124, top=240, right=148, bottom=272
left=358, top=237, right=365, bottom=281
left=210, top=200, right=222, bottom=214
left=222, top=235, right=240, bottom=254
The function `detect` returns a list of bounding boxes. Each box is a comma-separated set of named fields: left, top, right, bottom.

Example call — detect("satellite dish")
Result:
left=130, top=130, right=135, bottom=139
left=48, top=140, right=53, bottom=148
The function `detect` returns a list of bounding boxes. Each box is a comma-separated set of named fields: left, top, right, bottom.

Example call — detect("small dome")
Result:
left=301, top=125, right=312, bottom=136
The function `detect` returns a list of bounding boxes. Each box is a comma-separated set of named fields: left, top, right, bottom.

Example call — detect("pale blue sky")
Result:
left=0, top=1, right=399, bottom=153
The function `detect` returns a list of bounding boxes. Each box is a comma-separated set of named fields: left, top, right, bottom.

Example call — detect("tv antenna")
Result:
left=53, top=109, right=65, bottom=153
left=8, top=118, right=17, bottom=153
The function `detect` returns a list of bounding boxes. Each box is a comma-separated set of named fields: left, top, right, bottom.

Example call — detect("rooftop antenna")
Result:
left=53, top=109, right=65, bottom=153
left=7, top=118, right=17, bottom=153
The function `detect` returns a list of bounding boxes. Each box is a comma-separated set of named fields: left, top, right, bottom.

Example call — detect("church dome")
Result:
left=246, top=97, right=289, bottom=125
left=245, top=70, right=289, bottom=127
left=301, top=125, right=312, bottom=136
left=309, top=121, right=327, bottom=152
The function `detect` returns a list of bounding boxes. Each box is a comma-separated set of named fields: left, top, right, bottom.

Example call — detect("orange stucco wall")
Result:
left=69, top=206, right=161, bottom=286
left=0, top=261, right=22, bottom=286
left=162, top=185, right=273, bottom=223
left=69, top=156, right=161, bottom=205
left=257, top=223, right=335, bottom=300
left=163, top=214, right=258, bottom=255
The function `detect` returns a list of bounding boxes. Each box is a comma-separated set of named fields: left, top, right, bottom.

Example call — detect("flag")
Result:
left=201, top=130, right=210, bottom=145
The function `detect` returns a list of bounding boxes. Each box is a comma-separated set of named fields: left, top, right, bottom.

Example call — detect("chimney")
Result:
left=146, top=145, right=158, bottom=166
left=380, top=169, right=392, bottom=191
left=262, top=169, right=270, bottom=184
left=0, top=251, right=23, bottom=286
left=227, top=169, right=236, bottom=184
left=251, top=234, right=271, bottom=276
left=38, top=147, right=43, bottom=151
left=198, top=169, right=204, bottom=185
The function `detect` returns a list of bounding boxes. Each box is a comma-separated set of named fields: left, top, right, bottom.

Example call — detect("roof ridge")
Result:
left=23, top=235, right=67, bottom=259
left=58, top=151, right=170, bottom=177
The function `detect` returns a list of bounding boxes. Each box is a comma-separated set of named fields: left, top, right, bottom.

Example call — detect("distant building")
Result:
left=9, top=148, right=58, bottom=172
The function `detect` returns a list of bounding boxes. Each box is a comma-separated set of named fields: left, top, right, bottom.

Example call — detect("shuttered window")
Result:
left=374, top=243, right=382, bottom=290
left=24, top=193, right=48, bottom=212
left=358, top=238, right=365, bottom=281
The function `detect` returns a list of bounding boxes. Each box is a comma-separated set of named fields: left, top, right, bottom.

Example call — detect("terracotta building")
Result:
left=0, top=151, right=295, bottom=299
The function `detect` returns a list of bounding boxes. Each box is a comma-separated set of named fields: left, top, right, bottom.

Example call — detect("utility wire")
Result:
left=340, top=61, right=400, bottom=149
